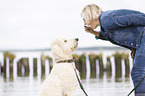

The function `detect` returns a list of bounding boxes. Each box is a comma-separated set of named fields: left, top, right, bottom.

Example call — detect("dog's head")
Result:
left=51, top=38, right=79, bottom=62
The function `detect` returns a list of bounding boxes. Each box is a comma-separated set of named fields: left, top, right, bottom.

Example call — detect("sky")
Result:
left=0, top=0, right=145, bottom=50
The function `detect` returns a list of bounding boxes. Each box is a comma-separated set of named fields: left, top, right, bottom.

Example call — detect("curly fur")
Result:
left=39, top=38, right=80, bottom=96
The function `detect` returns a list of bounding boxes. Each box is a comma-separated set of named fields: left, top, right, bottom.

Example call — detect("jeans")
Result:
left=131, top=29, right=145, bottom=95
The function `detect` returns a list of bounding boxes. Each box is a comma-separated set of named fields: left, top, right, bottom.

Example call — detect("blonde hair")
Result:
left=81, top=4, right=102, bottom=25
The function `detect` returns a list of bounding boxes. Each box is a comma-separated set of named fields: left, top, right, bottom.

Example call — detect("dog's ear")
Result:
left=51, top=39, right=64, bottom=56
left=51, top=39, right=63, bottom=49
left=51, top=43, right=66, bottom=61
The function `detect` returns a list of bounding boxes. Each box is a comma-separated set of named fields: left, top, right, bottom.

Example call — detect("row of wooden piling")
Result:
left=0, top=52, right=53, bottom=80
left=88, top=53, right=104, bottom=78
left=73, top=52, right=130, bottom=79
left=0, top=51, right=131, bottom=80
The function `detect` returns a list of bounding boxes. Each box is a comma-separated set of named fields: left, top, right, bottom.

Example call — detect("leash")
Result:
left=73, top=65, right=88, bottom=96
left=127, top=76, right=145, bottom=96
left=57, top=59, right=88, bottom=96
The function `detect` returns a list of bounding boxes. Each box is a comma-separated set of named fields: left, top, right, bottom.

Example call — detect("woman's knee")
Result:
left=131, top=68, right=145, bottom=93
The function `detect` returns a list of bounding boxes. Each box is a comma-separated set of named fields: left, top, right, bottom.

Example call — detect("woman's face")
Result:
left=84, top=19, right=100, bottom=29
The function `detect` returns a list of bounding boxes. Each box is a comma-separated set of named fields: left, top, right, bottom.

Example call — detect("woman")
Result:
left=81, top=4, right=145, bottom=96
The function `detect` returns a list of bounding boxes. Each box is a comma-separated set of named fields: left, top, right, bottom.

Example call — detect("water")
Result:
left=0, top=75, right=134, bottom=96
left=0, top=49, right=135, bottom=96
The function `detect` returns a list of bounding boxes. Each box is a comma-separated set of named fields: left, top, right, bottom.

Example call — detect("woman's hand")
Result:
left=84, top=26, right=94, bottom=33
left=84, top=26, right=99, bottom=37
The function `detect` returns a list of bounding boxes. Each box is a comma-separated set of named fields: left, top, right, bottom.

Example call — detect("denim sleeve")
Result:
left=113, top=14, right=145, bottom=27
left=95, top=31, right=108, bottom=41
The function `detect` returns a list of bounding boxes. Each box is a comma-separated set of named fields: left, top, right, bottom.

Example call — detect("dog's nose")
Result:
left=75, top=38, right=79, bottom=41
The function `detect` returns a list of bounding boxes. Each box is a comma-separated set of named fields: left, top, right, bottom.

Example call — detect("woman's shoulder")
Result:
left=100, top=9, right=144, bottom=22
left=102, top=9, right=144, bottom=16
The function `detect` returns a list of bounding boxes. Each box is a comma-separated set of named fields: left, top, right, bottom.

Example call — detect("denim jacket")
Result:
left=96, top=9, right=145, bottom=49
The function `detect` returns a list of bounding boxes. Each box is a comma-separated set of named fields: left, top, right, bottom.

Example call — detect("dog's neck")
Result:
left=56, top=59, right=74, bottom=63
left=54, top=54, right=73, bottom=63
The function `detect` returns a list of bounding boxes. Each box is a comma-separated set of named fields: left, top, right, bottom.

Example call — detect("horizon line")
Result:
left=0, top=46, right=127, bottom=52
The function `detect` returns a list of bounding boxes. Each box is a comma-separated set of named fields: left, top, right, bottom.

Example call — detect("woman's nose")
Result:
left=84, top=21, right=87, bottom=25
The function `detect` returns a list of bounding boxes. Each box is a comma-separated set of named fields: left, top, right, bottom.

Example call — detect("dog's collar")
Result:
left=56, top=59, right=74, bottom=63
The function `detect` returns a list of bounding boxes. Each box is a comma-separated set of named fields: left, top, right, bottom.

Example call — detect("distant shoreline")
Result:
left=0, top=46, right=128, bottom=52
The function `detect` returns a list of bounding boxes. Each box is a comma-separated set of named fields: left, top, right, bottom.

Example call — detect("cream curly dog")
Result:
left=39, top=38, right=80, bottom=96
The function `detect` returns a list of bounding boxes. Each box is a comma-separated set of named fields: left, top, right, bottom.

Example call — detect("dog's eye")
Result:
left=64, top=40, right=67, bottom=42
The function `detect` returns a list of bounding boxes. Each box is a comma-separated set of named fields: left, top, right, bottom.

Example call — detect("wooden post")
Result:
left=96, top=53, right=104, bottom=78
left=3, top=56, right=7, bottom=79
left=113, top=52, right=122, bottom=78
left=0, top=62, right=1, bottom=74
left=73, top=54, right=87, bottom=79
left=17, top=60, right=22, bottom=77
left=89, top=54, right=97, bottom=78
left=33, top=58, right=37, bottom=77
left=25, top=58, right=29, bottom=77
left=46, top=56, right=53, bottom=73
left=3, top=51, right=16, bottom=79
left=122, top=53, right=130, bottom=77
left=3, top=51, right=10, bottom=78
left=79, top=54, right=87, bottom=79
left=48, top=57, right=53, bottom=72
left=124, top=57, right=130, bottom=77
left=41, top=53, right=46, bottom=79
left=106, top=56, right=112, bottom=78
left=21, top=58, right=29, bottom=77
left=9, top=53, right=16, bottom=80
